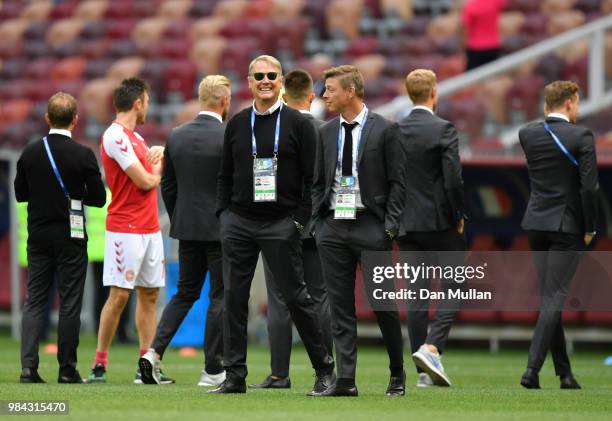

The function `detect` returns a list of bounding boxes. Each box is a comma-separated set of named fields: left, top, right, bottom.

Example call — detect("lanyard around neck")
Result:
left=337, top=108, right=368, bottom=174
left=251, top=104, right=283, bottom=158
left=43, top=136, right=70, bottom=198
left=543, top=122, right=578, bottom=167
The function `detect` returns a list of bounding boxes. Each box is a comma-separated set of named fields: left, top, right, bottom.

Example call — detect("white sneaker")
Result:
left=412, top=345, right=451, bottom=387
left=197, top=369, right=226, bottom=386
left=416, top=372, right=434, bottom=388
left=138, top=349, right=161, bottom=385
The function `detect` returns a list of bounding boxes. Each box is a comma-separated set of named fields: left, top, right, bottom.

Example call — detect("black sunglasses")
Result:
left=252, top=72, right=279, bottom=81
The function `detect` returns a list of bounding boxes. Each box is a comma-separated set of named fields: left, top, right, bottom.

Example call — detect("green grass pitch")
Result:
left=1, top=335, right=611, bottom=420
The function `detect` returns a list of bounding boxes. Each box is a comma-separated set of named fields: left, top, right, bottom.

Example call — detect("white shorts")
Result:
left=103, top=231, right=165, bottom=289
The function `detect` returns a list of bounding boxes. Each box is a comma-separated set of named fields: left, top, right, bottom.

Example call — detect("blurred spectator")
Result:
left=461, top=0, right=506, bottom=70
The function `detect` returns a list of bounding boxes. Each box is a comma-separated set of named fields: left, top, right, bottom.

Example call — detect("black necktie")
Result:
left=341, top=122, right=358, bottom=176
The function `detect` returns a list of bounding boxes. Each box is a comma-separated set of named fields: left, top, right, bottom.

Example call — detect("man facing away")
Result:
left=139, top=75, right=232, bottom=386
left=519, top=80, right=598, bottom=390
left=396, top=69, right=466, bottom=388
left=214, top=55, right=335, bottom=395
left=252, top=69, right=333, bottom=389
left=15, top=92, right=106, bottom=383
left=88, top=77, right=171, bottom=384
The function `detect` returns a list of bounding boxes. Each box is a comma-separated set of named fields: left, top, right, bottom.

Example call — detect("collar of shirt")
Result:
left=198, top=110, right=223, bottom=123
left=411, top=105, right=434, bottom=115
left=340, top=103, right=367, bottom=126
left=252, top=99, right=282, bottom=116
left=546, top=112, right=570, bottom=122
left=299, top=109, right=313, bottom=116
left=48, top=128, right=72, bottom=138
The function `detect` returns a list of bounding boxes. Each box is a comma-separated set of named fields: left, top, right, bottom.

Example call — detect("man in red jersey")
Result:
left=87, top=77, right=172, bottom=384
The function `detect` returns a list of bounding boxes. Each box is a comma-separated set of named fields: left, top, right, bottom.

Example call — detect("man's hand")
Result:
left=457, top=217, right=465, bottom=235
left=584, top=232, right=595, bottom=246
left=147, top=146, right=165, bottom=165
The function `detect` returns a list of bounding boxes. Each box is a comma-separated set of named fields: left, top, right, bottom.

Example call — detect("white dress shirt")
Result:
left=410, top=105, right=434, bottom=115
left=198, top=110, right=223, bottom=123
left=331, top=105, right=368, bottom=210
left=48, top=128, right=72, bottom=138
left=252, top=99, right=282, bottom=116
left=546, top=112, right=570, bottom=122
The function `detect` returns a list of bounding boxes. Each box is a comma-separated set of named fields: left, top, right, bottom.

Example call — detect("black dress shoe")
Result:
left=307, top=371, right=336, bottom=396
left=560, top=374, right=581, bottom=389
left=58, top=370, right=83, bottom=384
left=317, top=378, right=358, bottom=397
left=20, top=368, right=46, bottom=384
left=208, top=378, right=246, bottom=394
left=386, top=370, right=406, bottom=397
left=249, top=375, right=291, bottom=389
left=520, top=368, right=540, bottom=389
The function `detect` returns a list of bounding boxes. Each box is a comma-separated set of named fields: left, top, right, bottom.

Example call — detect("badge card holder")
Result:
left=253, top=157, right=277, bottom=202
left=251, top=104, right=282, bottom=203
left=334, top=176, right=357, bottom=219
left=43, top=137, right=85, bottom=239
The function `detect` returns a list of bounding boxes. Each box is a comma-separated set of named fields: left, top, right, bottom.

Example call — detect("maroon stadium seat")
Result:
left=25, top=57, right=57, bottom=80
left=52, top=57, right=88, bottom=82
left=80, top=39, right=111, bottom=59
left=49, top=0, right=80, bottom=20
left=345, top=36, right=379, bottom=58
left=274, top=18, right=308, bottom=59
left=1, top=99, right=33, bottom=125
left=562, top=56, right=589, bottom=94
left=163, top=59, right=198, bottom=102
left=450, top=97, right=486, bottom=139
left=105, top=19, right=136, bottom=40
left=506, top=75, right=544, bottom=121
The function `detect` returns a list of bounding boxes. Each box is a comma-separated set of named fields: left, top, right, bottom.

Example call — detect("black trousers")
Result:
left=220, top=210, right=334, bottom=380
left=262, top=238, right=333, bottom=378
left=466, top=48, right=500, bottom=71
left=526, top=230, right=584, bottom=376
left=151, top=240, right=224, bottom=374
left=21, top=238, right=87, bottom=375
left=315, top=212, right=404, bottom=381
left=397, top=229, right=466, bottom=373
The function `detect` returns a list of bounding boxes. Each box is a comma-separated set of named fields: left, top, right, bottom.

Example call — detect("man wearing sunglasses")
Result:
left=214, top=55, right=335, bottom=395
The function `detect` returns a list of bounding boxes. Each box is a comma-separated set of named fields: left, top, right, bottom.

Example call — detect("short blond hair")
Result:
left=544, top=80, right=579, bottom=111
left=248, top=55, right=282, bottom=76
left=323, top=65, right=365, bottom=99
left=405, top=69, right=437, bottom=104
left=198, top=75, right=231, bottom=106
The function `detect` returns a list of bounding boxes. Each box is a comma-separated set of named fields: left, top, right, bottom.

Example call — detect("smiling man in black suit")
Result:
left=312, top=65, right=406, bottom=397
left=519, top=80, right=598, bottom=390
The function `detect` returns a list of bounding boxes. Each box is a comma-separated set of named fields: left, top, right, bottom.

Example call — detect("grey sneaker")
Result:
left=412, top=345, right=451, bottom=387
left=416, top=372, right=434, bottom=388
left=134, top=369, right=175, bottom=384
left=197, top=369, right=226, bottom=387
left=138, top=349, right=161, bottom=385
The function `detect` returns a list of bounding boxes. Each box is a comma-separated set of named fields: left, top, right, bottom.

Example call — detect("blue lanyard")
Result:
left=43, top=136, right=70, bottom=198
left=543, top=122, right=578, bottom=167
left=337, top=108, right=368, bottom=175
left=251, top=103, right=282, bottom=158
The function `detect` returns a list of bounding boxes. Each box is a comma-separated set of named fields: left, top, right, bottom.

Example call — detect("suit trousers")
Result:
left=220, top=210, right=334, bottom=380
left=152, top=240, right=224, bottom=374
left=526, top=230, right=584, bottom=376
left=397, top=229, right=466, bottom=372
left=21, top=238, right=87, bottom=375
left=315, top=211, right=404, bottom=381
left=262, top=238, right=333, bottom=378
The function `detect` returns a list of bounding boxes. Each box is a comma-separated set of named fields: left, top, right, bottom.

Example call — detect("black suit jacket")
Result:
left=312, top=110, right=406, bottom=235
left=162, top=114, right=225, bottom=241
left=397, top=109, right=464, bottom=234
left=520, top=117, right=598, bottom=234
left=14, top=133, right=106, bottom=243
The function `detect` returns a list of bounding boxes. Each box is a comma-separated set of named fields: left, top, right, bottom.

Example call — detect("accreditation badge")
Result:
left=334, top=176, right=357, bottom=219
left=253, top=157, right=277, bottom=202
left=69, top=199, right=85, bottom=239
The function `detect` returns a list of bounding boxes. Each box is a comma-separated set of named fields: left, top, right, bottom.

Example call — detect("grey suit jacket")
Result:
left=162, top=114, right=226, bottom=241
left=312, top=110, right=406, bottom=235
left=397, top=109, right=464, bottom=234
left=520, top=117, right=599, bottom=234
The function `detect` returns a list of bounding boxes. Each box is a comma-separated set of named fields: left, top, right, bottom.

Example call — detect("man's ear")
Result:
left=309, top=92, right=315, bottom=105
left=44, top=113, right=51, bottom=127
